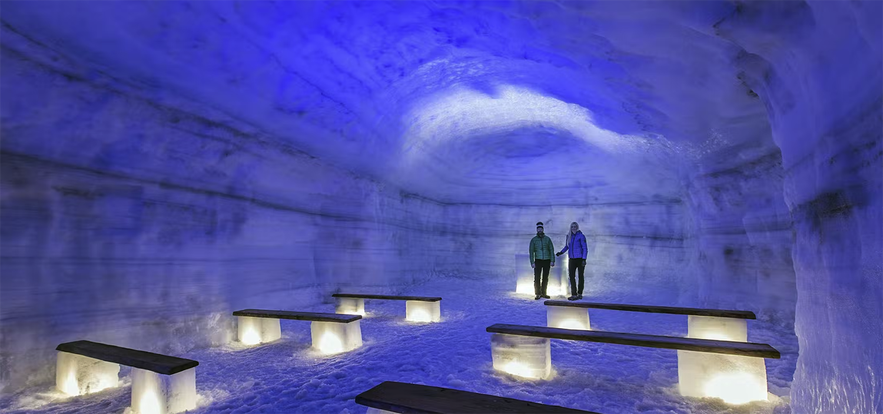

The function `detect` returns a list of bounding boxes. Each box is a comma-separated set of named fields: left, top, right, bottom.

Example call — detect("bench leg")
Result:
left=687, top=316, right=748, bottom=342
left=131, top=367, right=197, bottom=414
left=237, top=316, right=282, bottom=345
left=405, top=300, right=441, bottom=323
left=546, top=306, right=590, bottom=330
left=56, top=351, right=120, bottom=396
left=490, top=333, right=551, bottom=379
left=677, top=350, right=768, bottom=403
left=310, top=320, right=362, bottom=354
left=336, top=298, right=366, bottom=316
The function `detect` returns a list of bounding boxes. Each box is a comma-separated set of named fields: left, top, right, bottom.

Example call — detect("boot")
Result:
left=535, top=295, right=541, bottom=300
left=567, top=295, right=576, bottom=301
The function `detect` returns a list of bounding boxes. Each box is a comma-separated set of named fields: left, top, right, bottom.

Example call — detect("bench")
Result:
left=332, top=293, right=442, bottom=322
left=486, top=323, right=780, bottom=404
left=56, top=340, right=198, bottom=414
left=232, top=309, right=363, bottom=354
left=355, top=381, right=598, bottom=414
left=544, top=300, right=756, bottom=342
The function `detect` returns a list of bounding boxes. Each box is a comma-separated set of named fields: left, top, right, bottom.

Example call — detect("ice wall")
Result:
left=715, top=2, right=883, bottom=411
left=0, top=33, right=452, bottom=390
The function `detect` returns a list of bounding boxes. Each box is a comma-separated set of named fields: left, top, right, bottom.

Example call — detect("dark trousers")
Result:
left=568, top=258, right=586, bottom=296
left=533, top=259, right=551, bottom=296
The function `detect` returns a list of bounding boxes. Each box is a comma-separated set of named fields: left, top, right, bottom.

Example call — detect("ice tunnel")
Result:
left=0, top=1, right=879, bottom=413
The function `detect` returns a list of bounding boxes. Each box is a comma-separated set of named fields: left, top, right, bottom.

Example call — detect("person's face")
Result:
left=570, top=224, right=578, bottom=233
left=537, top=227, right=544, bottom=236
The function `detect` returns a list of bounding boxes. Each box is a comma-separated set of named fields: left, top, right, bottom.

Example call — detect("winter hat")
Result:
left=536, top=221, right=544, bottom=230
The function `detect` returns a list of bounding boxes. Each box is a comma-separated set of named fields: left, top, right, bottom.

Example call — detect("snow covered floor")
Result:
left=1, top=277, right=796, bottom=414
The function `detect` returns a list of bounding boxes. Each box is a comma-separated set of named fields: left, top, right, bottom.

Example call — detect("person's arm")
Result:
left=580, top=234, right=588, bottom=259
left=558, top=238, right=569, bottom=256
left=529, top=239, right=536, bottom=267
left=548, top=237, right=556, bottom=265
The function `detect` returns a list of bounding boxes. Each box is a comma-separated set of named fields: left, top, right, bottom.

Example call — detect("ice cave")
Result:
left=0, top=1, right=880, bottom=413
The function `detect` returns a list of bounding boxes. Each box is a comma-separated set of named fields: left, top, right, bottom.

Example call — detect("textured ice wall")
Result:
left=715, top=1, right=882, bottom=412
left=0, top=39, right=452, bottom=391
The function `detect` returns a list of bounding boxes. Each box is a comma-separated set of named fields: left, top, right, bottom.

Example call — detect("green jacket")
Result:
left=529, top=235, right=555, bottom=265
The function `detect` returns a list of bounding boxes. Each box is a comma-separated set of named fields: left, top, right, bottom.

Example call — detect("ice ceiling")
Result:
left=2, top=1, right=770, bottom=204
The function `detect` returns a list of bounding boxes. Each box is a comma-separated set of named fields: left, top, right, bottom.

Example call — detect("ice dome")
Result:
left=0, top=1, right=879, bottom=413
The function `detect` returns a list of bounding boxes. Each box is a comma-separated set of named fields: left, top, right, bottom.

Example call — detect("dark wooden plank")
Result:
left=333, top=293, right=442, bottom=302
left=233, top=309, right=361, bottom=323
left=56, top=340, right=198, bottom=375
left=543, top=300, right=756, bottom=319
left=486, top=324, right=780, bottom=359
left=355, top=381, right=599, bottom=414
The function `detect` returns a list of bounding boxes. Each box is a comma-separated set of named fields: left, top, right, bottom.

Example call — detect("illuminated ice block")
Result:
left=310, top=320, right=362, bottom=354
left=687, top=315, right=748, bottom=342
left=56, top=351, right=120, bottom=396
left=677, top=350, right=768, bottom=404
left=546, top=306, right=591, bottom=330
left=237, top=315, right=282, bottom=345
left=515, top=254, right=565, bottom=296
left=490, top=333, right=551, bottom=379
left=336, top=297, right=366, bottom=316
left=405, top=300, right=440, bottom=322
left=131, top=367, right=197, bottom=414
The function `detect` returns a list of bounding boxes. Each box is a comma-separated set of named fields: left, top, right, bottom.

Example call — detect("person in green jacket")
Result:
left=529, top=221, right=555, bottom=300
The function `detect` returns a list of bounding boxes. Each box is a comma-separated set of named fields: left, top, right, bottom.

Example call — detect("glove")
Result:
left=555, top=252, right=563, bottom=257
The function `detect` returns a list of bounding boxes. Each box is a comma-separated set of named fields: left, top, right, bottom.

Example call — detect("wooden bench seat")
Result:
left=486, top=324, right=780, bottom=358
left=57, top=340, right=198, bottom=375
left=332, top=293, right=442, bottom=322
left=233, top=309, right=362, bottom=323
left=55, top=340, right=198, bottom=413
left=543, top=300, right=756, bottom=319
left=232, top=309, right=362, bottom=353
left=333, top=293, right=441, bottom=301
left=356, top=381, right=597, bottom=414
left=486, top=323, right=780, bottom=403
left=543, top=300, right=756, bottom=342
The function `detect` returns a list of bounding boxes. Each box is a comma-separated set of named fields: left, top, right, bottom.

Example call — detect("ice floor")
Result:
left=0, top=277, right=797, bottom=414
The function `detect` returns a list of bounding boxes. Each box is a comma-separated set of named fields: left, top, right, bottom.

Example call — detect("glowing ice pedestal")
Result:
left=335, top=297, right=366, bottom=316
left=688, top=315, right=748, bottom=342
left=310, top=321, right=362, bottom=354
left=131, top=368, right=197, bottom=414
left=677, top=350, right=767, bottom=404
left=546, top=306, right=590, bottom=330
left=514, top=254, right=565, bottom=296
left=490, top=333, right=551, bottom=379
left=56, top=352, right=120, bottom=395
left=237, top=316, right=282, bottom=345
left=406, top=300, right=441, bottom=322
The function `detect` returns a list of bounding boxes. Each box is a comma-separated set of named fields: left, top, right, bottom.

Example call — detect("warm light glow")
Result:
left=515, top=282, right=534, bottom=295
left=317, top=331, right=345, bottom=354
left=61, top=372, right=79, bottom=396
left=556, top=319, right=587, bottom=330
left=407, top=309, right=432, bottom=323
left=500, top=361, right=541, bottom=379
left=241, top=327, right=261, bottom=345
left=699, top=331, right=736, bottom=341
left=704, top=372, right=768, bottom=404
left=138, top=387, right=162, bottom=414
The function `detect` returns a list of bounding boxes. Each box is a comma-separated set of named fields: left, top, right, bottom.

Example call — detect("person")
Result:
left=529, top=222, right=555, bottom=300
left=557, top=221, right=587, bottom=300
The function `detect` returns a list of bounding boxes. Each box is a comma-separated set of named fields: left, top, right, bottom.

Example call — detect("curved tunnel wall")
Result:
left=0, top=1, right=880, bottom=412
